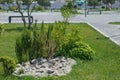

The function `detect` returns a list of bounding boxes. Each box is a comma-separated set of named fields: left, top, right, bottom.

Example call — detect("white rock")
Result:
left=13, top=57, right=77, bottom=77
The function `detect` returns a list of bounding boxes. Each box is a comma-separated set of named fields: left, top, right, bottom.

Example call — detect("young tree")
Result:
left=60, top=5, right=73, bottom=23
left=16, top=0, right=37, bottom=29
left=87, top=0, right=101, bottom=9
left=0, top=0, right=38, bottom=29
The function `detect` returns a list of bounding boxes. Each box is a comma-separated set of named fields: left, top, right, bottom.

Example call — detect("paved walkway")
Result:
left=83, top=14, right=120, bottom=45
left=0, top=11, right=120, bottom=45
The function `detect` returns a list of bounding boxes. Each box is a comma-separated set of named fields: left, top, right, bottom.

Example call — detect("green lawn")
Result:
left=109, top=22, right=120, bottom=25
left=0, top=23, right=120, bottom=80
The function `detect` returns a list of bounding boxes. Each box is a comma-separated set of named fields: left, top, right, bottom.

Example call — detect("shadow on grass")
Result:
left=5, top=27, right=24, bottom=32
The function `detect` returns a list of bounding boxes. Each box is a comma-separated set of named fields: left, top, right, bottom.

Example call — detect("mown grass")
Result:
left=109, top=22, right=120, bottom=25
left=0, top=23, right=120, bottom=80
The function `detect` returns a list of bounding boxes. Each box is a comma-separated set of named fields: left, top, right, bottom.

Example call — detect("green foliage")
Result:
left=67, top=1, right=73, bottom=9
left=58, top=39, right=95, bottom=60
left=87, top=0, right=100, bottom=9
left=102, top=0, right=115, bottom=4
left=109, top=22, right=120, bottom=25
left=15, top=29, right=32, bottom=63
left=56, top=27, right=95, bottom=60
left=0, top=0, right=14, bottom=4
left=31, top=23, right=47, bottom=59
left=15, top=27, right=47, bottom=63
left=35, top=5, right=43, bottom=11
left=60, top=5, right=72, bottom=23
left=15, top=22, right=95, bottom=63
left=70, top=41, right=95, bottom=60
left=1, top=23, right=120, bottom=79
left=9, top=6, right=16, bottom=11
left=37, top=0, right=50, bottom=6
left=52, top=21, right=67, bottom=46
left=46, top=24, right=56, bottom=59
left=0, top=56, right=16, bottom=75
left=0, top=23, right=4, bottom=35
left=15, top=22, right=56, bottom=62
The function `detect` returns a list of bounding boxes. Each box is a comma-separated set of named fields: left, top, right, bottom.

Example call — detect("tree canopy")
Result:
left=87, top=0, right=101, bottom=9
left=0, top=0, right=14, bottom=4
left=102, top=0, right=115, bottom=10
left=37, top=0, right=50, bottom=7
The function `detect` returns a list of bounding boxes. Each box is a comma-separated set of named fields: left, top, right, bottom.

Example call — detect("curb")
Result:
left=86, top=22, right=120, bottom=46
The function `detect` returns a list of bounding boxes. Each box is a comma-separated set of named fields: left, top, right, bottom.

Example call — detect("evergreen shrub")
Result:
left=0, top=56, right=16, bottom=75
left=57, top=38, right=95, bottom=60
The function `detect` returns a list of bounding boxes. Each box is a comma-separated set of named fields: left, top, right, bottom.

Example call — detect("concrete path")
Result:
left=0, top=11, right=120, bottom=45
left=83, top=14, right=120, bottom=45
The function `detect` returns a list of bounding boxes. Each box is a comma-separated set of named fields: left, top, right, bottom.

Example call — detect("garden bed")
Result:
left=0, top=23, right=120, bottom=80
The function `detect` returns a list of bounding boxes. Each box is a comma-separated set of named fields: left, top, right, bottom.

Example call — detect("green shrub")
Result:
left=58, top=38, right=95, bottom=60
left=15, top=29, right=32, bottom=63
left=70, top=41, right=95, bottom=60
left=15, top=27, right=47, bottom=63
left=9, top=6, right=16, bottom=11
left=35, top=5, right=43, bottom=11
left=30, top=25, right=47, bottom=60
left=16, top=23, right=56, bottom=63
left=0, top=56, right=16, bottom=75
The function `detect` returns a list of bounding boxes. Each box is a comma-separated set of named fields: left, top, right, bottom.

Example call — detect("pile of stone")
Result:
left=13, top=57, right=76, bottom=77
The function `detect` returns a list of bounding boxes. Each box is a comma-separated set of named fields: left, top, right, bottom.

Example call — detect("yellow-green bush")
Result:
left=70, top=41, right=95, bottom=60
left=58, top=39, right=95, bottom=60
left=35, top=5, right=43, bottom=11
left=0, top=56, right=16, bottom=75
left=9, top=6, right=16, bottom=11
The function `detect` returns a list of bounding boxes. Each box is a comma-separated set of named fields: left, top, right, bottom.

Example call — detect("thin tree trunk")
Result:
left=27, top=2, right=36, bottom=29
left=106, top=3, right=108, bottom=10
left=16, top=1, right=26, bottom=27
left=27, top=5, right=31, bottom=29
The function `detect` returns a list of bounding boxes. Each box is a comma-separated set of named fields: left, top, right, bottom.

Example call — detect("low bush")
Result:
left=35, top=6, right=43, bottom=11
left=57, top=38, right=95, bottom=60
left=70, top=41, right=95, bottom=60
left=9, top=6, right=16, bottom=11
left=0, top=56, right=16, bottom=75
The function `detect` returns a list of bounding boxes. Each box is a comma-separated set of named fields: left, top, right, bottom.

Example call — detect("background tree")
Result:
left=102, top=0, right=115, bottom=10
left=16, top=0, right=38, bottom=29
left=37, top=0, right=50, bottom=8
left=66, top=0, right=76, bottom=8
left=87, top=0, right=101, bottom=9
left=0, top=0, right=14, bottom=11
left=0, top=0, right=45, bottom=29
